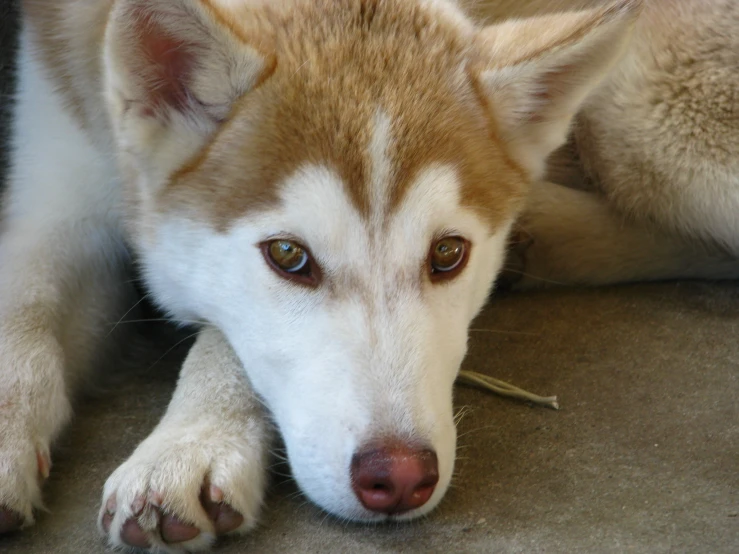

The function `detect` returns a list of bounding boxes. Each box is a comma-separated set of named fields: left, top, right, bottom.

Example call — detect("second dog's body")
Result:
left=481, top=0, right=739, bottom=288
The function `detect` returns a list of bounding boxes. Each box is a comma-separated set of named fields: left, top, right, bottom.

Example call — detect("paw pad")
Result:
left=102, top=484, right=244, bottom=550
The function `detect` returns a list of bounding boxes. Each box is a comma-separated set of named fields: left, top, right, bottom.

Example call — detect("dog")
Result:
left=1, top=0, right=735, bottom=551
left=477, top=0, right=739, bottom=289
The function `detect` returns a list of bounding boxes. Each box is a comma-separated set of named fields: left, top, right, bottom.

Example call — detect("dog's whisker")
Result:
left=467, top=328, right=539, bottom=336
left=126, top=274, right=151, bottom=286
left=497, top=267, right=567, bottom=286
left=146, top=330, right=201, bottom=370
left=318, top=510, right=333, bottom=528
left=453, top=405, right=473, bottom=425
left=105, top=318, right=204, bottom=326
left=456, top=424, right=500, bottom=440
left=282, top=487, right=301, bottom=499
left=105, top=295, right=149, bottom=337
left=266, top=456, right=289, bottom=466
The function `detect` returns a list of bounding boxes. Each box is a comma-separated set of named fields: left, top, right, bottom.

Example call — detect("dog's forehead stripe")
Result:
left=368, top=110, right=394, bottom=226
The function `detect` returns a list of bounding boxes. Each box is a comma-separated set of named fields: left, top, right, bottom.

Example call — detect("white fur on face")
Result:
left=141, top=112, right=514, bottom=521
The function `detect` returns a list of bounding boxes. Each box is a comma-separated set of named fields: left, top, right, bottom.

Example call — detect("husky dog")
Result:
left=1, top=0, right=735, bottom=551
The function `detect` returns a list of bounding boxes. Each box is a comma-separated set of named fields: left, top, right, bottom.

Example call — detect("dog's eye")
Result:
left=269, top=240, right=308, bottom=272
left=429, top=236, right=469, bottom=282
left=262, top=239, right=320, bottom=286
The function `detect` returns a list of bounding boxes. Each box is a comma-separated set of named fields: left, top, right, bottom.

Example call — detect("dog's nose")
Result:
left=351, top=443, right=439, bottom=514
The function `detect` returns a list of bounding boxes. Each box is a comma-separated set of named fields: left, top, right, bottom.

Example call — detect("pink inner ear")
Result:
left=132, top=9, right=197, bottom=116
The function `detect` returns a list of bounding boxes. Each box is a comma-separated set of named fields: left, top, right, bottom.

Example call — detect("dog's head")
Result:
left=104, top=0, right=639, bottom=521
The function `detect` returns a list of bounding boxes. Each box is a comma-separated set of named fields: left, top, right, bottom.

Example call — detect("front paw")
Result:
left=99, top=424, right=266, bottom=552
left=0, top=433, right=52, bottom=533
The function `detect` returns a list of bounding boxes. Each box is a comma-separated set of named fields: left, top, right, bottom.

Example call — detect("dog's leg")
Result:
left=99, top=327, right=270, bottom=553
left=0, top=217, right=129, bottom=530
left=0, top=33, right=132, bottom=531
left=503, top=180, right=739, bottom=289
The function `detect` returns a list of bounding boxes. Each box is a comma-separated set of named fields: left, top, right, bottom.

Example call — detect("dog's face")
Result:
left=104, top=0, right=639, bottom=521
left=149, top=158, right=516, bottom=520
left=145, top=117, right=520, bottom=520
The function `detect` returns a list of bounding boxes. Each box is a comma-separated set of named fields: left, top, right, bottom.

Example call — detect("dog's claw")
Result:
left=36, top=450, right=51, bottom=480
left=101, top=495, right=116, bottom=533
left=0, top=446, right=51, bottom=536
left=100, top=512, right=113, bottom=534
left=131, top=494, right=146, bottom=517
left=147, top=490, right=165, bottom=508
left=208, top=484, right=224, bottom=504
left=201, top=486, right=244, bottom=534
left=101, top=480, right=250, bottom=550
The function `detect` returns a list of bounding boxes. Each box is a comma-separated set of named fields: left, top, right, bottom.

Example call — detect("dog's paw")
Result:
left=0, top=434, right=51, bottom=533
left=99, top=424, right=266, bottom=553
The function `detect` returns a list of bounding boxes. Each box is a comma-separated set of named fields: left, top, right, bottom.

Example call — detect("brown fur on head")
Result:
left=22, top=0, right=642, bottom=239
left=165, top=0, right=528, bottom=230
left=98, top=0, right=640, bottom=239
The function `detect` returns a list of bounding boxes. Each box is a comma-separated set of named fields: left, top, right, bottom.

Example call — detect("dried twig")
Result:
left=457, top=371, right=560, bottom=410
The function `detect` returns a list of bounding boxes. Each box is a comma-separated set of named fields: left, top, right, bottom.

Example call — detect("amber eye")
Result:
left=429, top=236, right=469, bottom=281
left=269, top=240, right=308, bottom=272
left=262, top=239, right=319, bottom=286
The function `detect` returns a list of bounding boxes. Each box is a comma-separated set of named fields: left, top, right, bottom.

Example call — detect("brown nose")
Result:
left=351, top=443, right=439, bottom=515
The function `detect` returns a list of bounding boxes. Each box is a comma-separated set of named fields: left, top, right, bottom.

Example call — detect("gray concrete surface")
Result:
left=1, top=3, right=737, bottom=553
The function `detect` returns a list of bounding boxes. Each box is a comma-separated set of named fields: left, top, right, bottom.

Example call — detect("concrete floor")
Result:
left=1, top=3, right=738, bottom=553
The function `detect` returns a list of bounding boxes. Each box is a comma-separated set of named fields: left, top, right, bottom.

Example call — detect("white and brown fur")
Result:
left=478, top=0, right=739, bottom=288
left=0, top=0, right=736, bottom=552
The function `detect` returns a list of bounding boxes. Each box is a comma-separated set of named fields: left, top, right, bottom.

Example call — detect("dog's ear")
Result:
left=476, top=0, right=642, bottom=179
left=104, top=0, right=272, bottom=183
